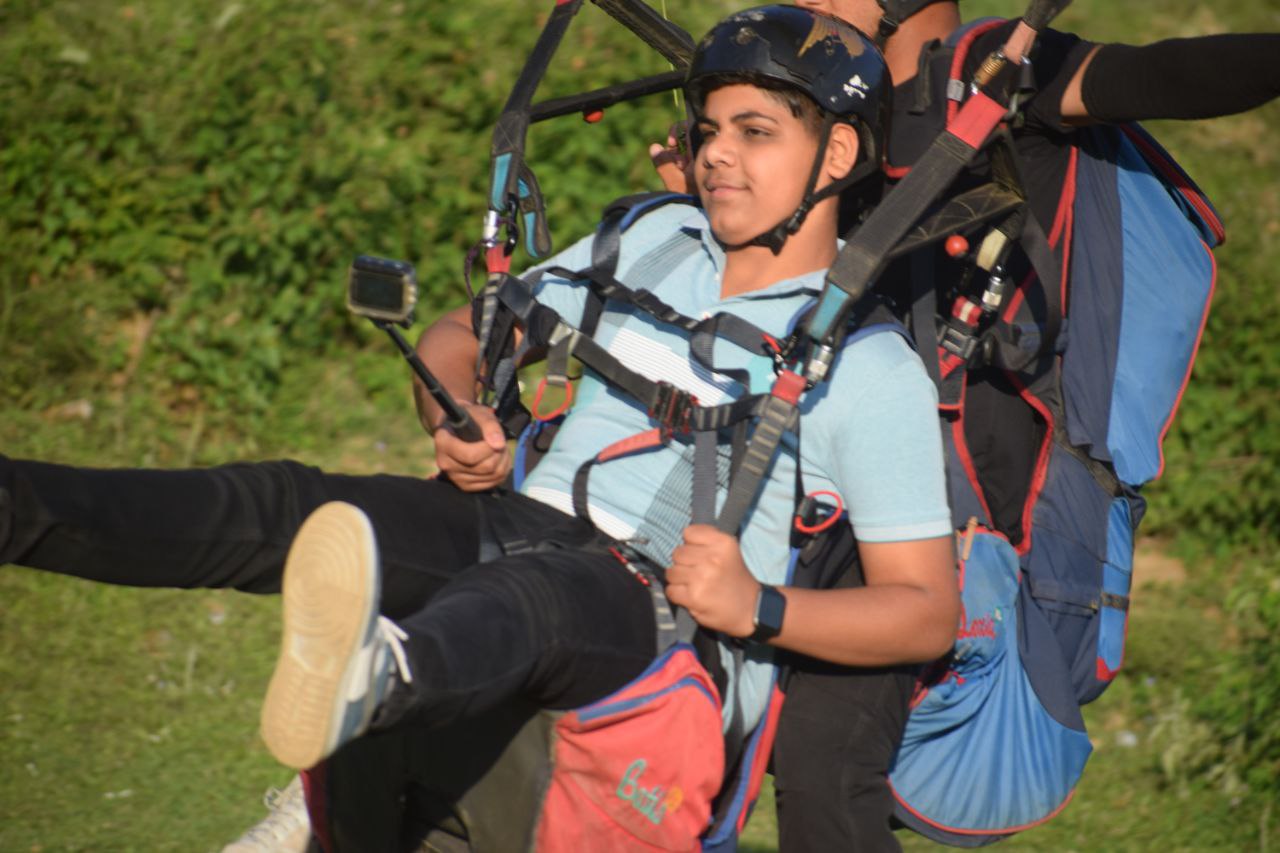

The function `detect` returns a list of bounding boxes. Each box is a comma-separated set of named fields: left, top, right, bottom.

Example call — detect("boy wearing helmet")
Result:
left=296, top=2, right=955, bottom=780
left=1, top=7, right=955, bottom=848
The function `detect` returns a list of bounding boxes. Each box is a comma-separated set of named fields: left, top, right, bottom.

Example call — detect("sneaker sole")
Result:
left=261, top=501, right=380, bottom=769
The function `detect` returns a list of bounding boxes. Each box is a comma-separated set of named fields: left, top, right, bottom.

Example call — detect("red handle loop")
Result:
left=794, top=490, right=844, bottom=535
left=532, top=376, right=574, bottom=422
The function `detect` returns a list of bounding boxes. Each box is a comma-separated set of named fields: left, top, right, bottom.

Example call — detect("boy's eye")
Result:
left=743, top=126, right=771, bottom=138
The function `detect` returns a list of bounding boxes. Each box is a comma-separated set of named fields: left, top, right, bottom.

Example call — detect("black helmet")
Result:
left=685, top=5, right=891, bottom=252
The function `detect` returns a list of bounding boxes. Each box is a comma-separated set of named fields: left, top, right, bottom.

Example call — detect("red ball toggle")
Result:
left=945, top=234, right=970, bottom=258
left=583, top=109, right=605, bottom=124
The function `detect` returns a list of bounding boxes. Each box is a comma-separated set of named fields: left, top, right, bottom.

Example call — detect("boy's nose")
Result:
left=701, top=134, right=734, bottom=167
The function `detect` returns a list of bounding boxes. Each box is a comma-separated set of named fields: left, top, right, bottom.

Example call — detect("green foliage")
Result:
left=0, top=0, right=731, bottom=430
left=2, top=0, right=1279, bottom=849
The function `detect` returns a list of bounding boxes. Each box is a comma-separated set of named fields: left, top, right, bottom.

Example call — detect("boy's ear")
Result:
left=824, top=123, right=861, bottom=182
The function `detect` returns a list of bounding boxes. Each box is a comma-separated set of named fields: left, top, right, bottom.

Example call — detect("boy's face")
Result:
left=693, top=84, right=821, bottom=248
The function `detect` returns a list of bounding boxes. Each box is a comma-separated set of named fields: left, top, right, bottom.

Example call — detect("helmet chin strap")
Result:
left=875, top=11, right=901, bottom=49
left=735, top=116, right=877, bottom=256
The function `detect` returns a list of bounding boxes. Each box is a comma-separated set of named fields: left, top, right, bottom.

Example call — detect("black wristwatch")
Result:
left=749, top=584, right=786, bottom=643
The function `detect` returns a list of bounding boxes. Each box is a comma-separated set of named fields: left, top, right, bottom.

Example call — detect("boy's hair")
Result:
left=687, top=71, right=828, bottom=139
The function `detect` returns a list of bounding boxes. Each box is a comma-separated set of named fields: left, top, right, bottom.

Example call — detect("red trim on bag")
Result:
left=949, top=412, right=994, bottom=525
left=1002, top=145, right=1074, bottom=324
left=890, top=780, right=1077, bottom=836
left=1002, top=370, right=1054, bottom=556
left=938, top=350, right=966, bottom=380
left=1120, top=125, right=1225, bottom=245
left=737, top=686, right=786, bottom=833
left=1096, top=657, right=1119, bottom=682
left=301, top=765, right=333, bottom=853
left=1048, top=147, right=1079, bottom=249
left=1057, top=154, right=1077, bottom=315
left=1154, top=241, right=1216, bottom=481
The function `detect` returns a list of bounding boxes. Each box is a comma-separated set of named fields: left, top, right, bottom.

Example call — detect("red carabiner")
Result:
left=794, top=490, right=844, bottom=535
left=532, top=376, right=574, bottom=421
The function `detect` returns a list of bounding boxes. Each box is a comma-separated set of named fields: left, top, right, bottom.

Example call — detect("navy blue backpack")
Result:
left=883, top=21, right=1223, bottom=845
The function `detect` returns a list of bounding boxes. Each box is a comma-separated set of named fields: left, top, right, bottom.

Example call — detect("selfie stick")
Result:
left=373, top=321, right=484, bottom=443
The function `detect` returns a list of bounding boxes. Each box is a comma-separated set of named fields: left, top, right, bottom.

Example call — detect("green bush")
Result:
left=0, top=0, right=732, bottom=428
left=1, top=0, right=1277, bottom=844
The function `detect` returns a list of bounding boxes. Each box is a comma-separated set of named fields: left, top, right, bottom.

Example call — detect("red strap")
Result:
left=948, top=91, right=1007, bottom=150
left=952, top=297, right=982, bottom=326
left=946, top=19, right=1008, bottom=124
left=771, top=371, right=807, bottom=405
left=596, top=428, right=665, bottom=463
left=485, top=245, right=511, bottom=274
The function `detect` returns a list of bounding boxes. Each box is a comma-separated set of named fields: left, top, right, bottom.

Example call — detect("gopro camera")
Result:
left=347, top=255, right=417, bottom=326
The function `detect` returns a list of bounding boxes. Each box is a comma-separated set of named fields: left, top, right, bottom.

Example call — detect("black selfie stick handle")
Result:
left=376, top=322, right=484, bottom=443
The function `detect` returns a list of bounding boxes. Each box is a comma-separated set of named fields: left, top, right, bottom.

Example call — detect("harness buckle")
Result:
left=649, top=382, right=697, bottom=441
left=938, top=321, right=981, bottom=363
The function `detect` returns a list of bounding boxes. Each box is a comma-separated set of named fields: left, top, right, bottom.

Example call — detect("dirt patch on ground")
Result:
left=1132, top=541, right=1187, bottom=590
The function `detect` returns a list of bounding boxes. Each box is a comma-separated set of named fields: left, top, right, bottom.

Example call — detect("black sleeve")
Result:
left=1082, top=34, right=1280, bottom=123
left=967, top=23, right=1096, bottom=132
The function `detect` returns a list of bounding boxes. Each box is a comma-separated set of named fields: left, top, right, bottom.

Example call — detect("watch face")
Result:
left=752, top=585, right=786, bottom=641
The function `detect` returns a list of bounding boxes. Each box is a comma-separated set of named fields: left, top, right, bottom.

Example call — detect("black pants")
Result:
left=2, top=456, right=908, bottom=850
left=774, top=660, right=916, bottom=852
left=0, top=456, right=656, bottom=725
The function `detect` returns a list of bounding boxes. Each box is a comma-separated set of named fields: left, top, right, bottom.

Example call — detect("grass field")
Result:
left=3, top=0, right=1278, bottom=850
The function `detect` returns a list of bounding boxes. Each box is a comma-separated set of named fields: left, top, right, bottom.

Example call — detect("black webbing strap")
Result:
left=589, top=0, right=695, bottom=66
left=540, top=263, right=770, bottom=360
left=1022, top=0, right=1072, bottom=31
left=809, top=91, right=1011, bottom=350
left=807, top=0, right=1075, bottom=353
left=530, top=70, right=686, bottom=123
left=476, top=1, right=584, bottom=381
left=911, top=249, right=944, bottom=392
left=713, top=372, right=806, bottom=536
left=488, top=0, right=583, bottom=217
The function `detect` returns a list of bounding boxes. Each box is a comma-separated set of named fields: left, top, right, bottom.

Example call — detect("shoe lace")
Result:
left=378, top=616, right=413, bottom=684
left=237, top=777, right=309, bottom=847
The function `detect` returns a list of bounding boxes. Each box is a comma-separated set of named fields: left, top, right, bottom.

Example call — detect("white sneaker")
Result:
left=260, top=501, right=413, bottom=770
left=221, top=776, right=311, bottom=853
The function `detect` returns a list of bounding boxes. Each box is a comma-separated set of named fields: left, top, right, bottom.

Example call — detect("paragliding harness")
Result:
left=436, top=187, right=904, bottom=853
left=338, top=4, right=875, bottom=849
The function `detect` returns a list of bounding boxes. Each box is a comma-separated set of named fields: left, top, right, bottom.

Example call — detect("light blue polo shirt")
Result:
left=518, top=202, right=951, bottom=732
